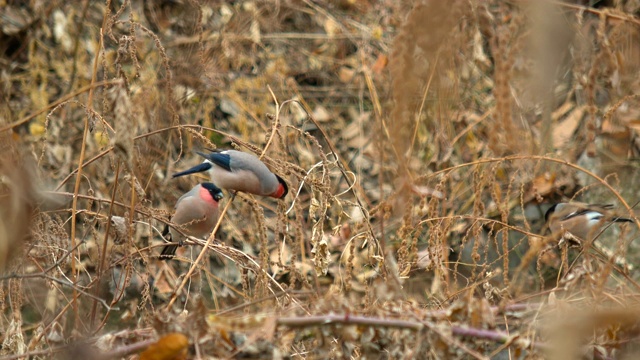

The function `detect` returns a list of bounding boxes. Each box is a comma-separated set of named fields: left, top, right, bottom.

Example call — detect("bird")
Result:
left=159, top=183, right=224, bottom=260
left=172, top=149, right=288, bottom=199
left=544, top=202, right=634, bottom=240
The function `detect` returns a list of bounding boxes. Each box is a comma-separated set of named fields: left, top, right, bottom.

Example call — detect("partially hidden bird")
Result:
left=172, top=149, right=288, bottom=199
left=545, top=202, right=634, bottom=240
left=160, top=183, right=224, bottom=260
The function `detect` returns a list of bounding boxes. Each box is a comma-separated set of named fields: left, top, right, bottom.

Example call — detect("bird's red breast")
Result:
left=198, top=186, right=217, bottom=204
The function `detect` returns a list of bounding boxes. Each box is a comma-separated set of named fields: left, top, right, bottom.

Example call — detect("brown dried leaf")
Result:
left=371, top=54, right=388, bottom=74
left=139, top=333, right=189, bottom=360
left=531, top=172, right=556, bottom=197
left=553, top=106, right=585, bottom=148
left=311, top=231, right=330, bottom=276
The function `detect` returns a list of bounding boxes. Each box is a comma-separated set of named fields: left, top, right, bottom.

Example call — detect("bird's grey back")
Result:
left=175, top=184, right=201, bottom=209
left=226, top=150, right=279, bottom=191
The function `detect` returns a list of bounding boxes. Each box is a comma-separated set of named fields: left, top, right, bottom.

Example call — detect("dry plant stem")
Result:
left=603, top=94, right=640, bottom=124
left=157, top=256, right=247, bottom=300
left=420, top=212, right=640, bottom=294
left=370, top=58, right=421, bottom=283
left=90, top=160, right=120, bottom=329
left=0, top=79, right=119, bottom=133
left=33, top=301, right=74, bottom=352
left=1, top=264, right=114, bottom=311
left=96, top=280, right=129, bottom=333
left=1, top=259, right=113, bottom=313
left=423, top=320, right=489, bottom=360
left=42, top=274, right=113, bottom=310
left=54, top=124, right=256, bottom=191
left=68, top=26, right=105, bottom=331
left=425, top=155, right=639, bottom=225
left=409, top=49, right=440, bottom=158
left=55, top=146, right=115, bottom=190
left=192, top=238, right=307, bottom=311
left=262, top=85, right=281, bottom=158
left=429, top=303, right=541, bottom=321
left=128, top=171, right=136, bottom=255
left=365, top=68, right=411, bottom=182
left=550, top=0, right=640, bottom=26
left=451, top=325, right=517, bottom=346
left=277, top=315, right=542, bottom=356
left=278, top=314, right=423, bottom=330
left=269, top=95, right=395, bottom=282
left=167, top=32, right=371, bottom=47
left=589, top=245, right=640, bottom=292
left=216, top=290, right=313, bottom=315
left=0, top=236, right=86, bottom=282
left=66, top=0, right=91, bottom=93
left=165, top=196, right=235, bottom=309
left=450, top=110, right=492, bottom=148
left=295, top=101, right=380, bottom=249
left=224, top=92, right=269, bottom=132
left=490, top=316, right=515, bottom=358
left=44, top=192, right=159, bottom=221
left=419, top=216, right=540, bottom=237
left=304, top=104, right=404, bottom=288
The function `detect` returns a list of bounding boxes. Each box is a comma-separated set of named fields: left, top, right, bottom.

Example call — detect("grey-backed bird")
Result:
left=172, top=149, right=288, bottom=199
left=160, top=183, right=223, bottom=260
left=545, top=202, right=634, bottom=240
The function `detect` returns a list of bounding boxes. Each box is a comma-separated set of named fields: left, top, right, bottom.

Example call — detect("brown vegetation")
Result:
left=2, top=0, right=640, bottom=359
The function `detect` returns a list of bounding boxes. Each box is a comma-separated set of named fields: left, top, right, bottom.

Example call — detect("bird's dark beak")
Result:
left=172, top=162, right=212, bottom=178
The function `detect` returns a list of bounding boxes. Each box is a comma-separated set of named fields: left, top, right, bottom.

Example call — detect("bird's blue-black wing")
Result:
left=198, top=151, right=232, bottom=171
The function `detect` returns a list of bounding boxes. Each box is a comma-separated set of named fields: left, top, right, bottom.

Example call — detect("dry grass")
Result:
left=2, top=0, right=640, bottom=359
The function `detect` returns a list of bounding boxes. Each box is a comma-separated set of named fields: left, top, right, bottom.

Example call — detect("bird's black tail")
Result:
left=159, top=224, right=177, bottom=260
left=159, top=244, right=178, bottom=260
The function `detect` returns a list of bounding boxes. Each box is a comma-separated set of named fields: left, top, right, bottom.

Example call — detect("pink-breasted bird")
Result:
left=545, top=202, right=634, bottom=240
left=160, top=183, right=224, bottom=260
left=172, top=149, right=288, bottom=199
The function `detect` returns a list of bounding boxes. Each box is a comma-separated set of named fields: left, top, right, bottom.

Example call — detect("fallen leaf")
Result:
left=553, top=106, right=585, bottom=148
left=139, top=333, right=189, bottom=360
left=371, top=54, right=388, bottom=74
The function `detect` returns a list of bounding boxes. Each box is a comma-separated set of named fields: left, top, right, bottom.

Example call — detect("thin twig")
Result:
left=0, top=79, right=119, bottom=133
left=90, top=160, right=120, bottom=328
left=277, top=314, right=423, bottom=330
